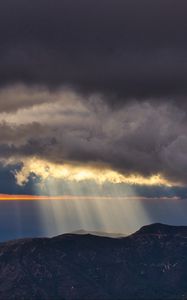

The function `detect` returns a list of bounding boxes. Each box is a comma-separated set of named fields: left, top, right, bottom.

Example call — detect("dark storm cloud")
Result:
left=1, top=99, right=187, bottom=186
left=0, top=0, right=187, bottom=101
left=1, top=1, right=187, bottom=188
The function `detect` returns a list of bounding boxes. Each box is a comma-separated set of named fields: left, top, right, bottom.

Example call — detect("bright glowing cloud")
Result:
left=14, top=157, right=172, bottom=187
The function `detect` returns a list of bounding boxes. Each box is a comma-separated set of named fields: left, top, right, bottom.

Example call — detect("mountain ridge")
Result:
left=132, top=222, right=187, bottom=236
left=0, top=223, right=187, bottom=299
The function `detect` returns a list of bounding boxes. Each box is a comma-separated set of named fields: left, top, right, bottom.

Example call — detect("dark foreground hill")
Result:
left=0, top=223, right=187, bottom=299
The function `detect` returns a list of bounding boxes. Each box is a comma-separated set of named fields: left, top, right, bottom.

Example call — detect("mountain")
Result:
left=71, top=229, right=126, bottom=238
left=0, top=223, right=187, bottom=299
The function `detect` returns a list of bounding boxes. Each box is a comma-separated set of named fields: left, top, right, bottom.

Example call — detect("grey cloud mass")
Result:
left=0, top=0, right=187, bottom=102
left=0, top=91, right=186, bottom=186
left=0, top=1, right=187, bottom=187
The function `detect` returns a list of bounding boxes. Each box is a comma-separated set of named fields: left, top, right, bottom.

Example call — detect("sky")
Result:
left=0, top=0, right=187, bottom=240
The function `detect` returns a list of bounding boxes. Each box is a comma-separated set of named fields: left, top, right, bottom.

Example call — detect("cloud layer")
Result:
left=0, top=87, right=186, bottom=186
left=0, top=1, right=187, bottom=188
left=0, top=0, right=187, bottom=102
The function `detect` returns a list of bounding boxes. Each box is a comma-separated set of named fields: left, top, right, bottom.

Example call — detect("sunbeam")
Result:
left=34, top=178, right=151, bottom=236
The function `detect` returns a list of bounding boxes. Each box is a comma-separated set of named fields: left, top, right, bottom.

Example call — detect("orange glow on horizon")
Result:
left=0, top=194, right=181, bottom=201
left=0, top=194, right=89, bottom=201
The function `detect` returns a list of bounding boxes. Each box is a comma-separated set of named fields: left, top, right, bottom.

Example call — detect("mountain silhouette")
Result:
left=0, top=223, right=187, bottom=299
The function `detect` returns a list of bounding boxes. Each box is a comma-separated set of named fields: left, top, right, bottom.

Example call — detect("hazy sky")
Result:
left=0, top=0, right=187, bottom=240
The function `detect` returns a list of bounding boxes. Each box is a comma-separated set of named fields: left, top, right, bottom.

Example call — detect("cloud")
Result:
left=0, top=87, right=186, bottom=186
left=0, top=1, right=187, bottom=188
left=13, top=157, right=171, bottom=187
left=0, top=0, right=186, bottom=103
left=0, top=85, right=76, bottom=113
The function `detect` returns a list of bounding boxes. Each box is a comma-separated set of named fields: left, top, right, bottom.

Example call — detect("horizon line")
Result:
left=0, top=194, right=181, bottom=201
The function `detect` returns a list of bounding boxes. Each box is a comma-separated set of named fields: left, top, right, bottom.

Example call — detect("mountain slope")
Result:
left=0, top=224, right=187, bottom=299
left=71, top=229, right=126, bottom=238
